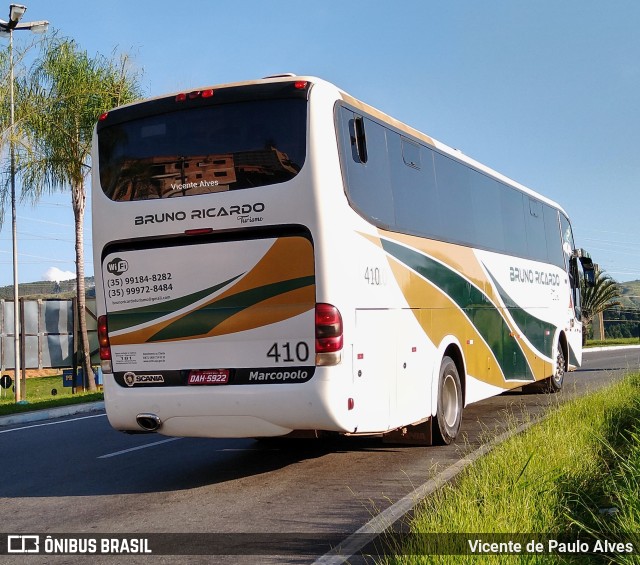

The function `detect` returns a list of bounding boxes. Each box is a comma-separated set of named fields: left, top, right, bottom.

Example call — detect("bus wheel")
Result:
left=547, top=344, right=565, bottom=392
left=434, top=356, right=463, bottom=445
left=523, top=343, right=565, bottom=394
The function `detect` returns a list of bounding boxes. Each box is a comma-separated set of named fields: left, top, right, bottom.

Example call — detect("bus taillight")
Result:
left=176, top=89, right=214, bottom=102
left=98, top=315, right=113, bottom=373
left=315, top=303, right=343, bottom=366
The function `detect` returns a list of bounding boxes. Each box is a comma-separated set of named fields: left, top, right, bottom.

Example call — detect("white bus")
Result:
left=92, top=75, right=594, bottom=444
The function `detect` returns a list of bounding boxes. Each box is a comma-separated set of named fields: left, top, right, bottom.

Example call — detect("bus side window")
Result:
left=526, top=198, right=547, bottom=263
left=401, top=138, right=420, bottom=169
left=569, top=255, right=583, bottom=320
left=349, top=116, right=368, bottom=164
left=543, top=205, right=565, bottom=269
left=339, top=109, right=394, bottom=229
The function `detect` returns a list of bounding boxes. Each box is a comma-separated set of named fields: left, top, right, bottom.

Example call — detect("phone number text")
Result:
left=108, top=284, right=173, bottom=298
left=107, top=272, right=173, bottom=288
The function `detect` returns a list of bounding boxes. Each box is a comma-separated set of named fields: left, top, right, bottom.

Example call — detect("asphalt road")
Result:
left=1, top=347, right=639, bottom=564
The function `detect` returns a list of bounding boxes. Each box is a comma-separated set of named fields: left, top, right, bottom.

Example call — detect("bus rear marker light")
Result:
left=185, top=227, right=214, bottom=236
left=97, top=315, right=112, bottom=373
left=316, top=303, right=343, bottom=366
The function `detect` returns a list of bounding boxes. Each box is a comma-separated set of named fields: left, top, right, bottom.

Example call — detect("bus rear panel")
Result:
left=94, top=79, right=351, bottom=437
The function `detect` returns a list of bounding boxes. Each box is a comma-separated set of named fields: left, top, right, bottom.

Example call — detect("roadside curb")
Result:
left=583, top=345, right=640, bottom=353
left=0, top=401, right=105, bottom=428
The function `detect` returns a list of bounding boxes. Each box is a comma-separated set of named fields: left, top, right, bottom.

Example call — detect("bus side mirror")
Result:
left=572, top=249, right=595, bottom=287
left=582, top=263, right=595, bottom=287
left=578, top=254, right=595, bottom=287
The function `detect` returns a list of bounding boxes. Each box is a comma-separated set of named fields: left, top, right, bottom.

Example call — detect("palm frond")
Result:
left=581, top=270, right=622, bottom=326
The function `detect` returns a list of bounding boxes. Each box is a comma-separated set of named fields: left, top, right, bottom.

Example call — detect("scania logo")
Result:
left=107, top=257, right=129, bottom=276
left=123, top=372, right=165, bottom=387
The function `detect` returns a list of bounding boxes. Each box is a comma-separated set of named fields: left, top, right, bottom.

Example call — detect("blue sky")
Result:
left=1, top=0, right=639, bottom=285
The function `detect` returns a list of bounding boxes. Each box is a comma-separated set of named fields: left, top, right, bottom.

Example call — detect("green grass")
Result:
left=0, top=374, right=103, bottom=416
left=586, top=338, right=640, bottom=347
left=382, top=374, right=640, bottom=564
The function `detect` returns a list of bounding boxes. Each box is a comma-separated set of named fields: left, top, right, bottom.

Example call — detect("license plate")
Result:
left=187, top=369, right=229, bottom=385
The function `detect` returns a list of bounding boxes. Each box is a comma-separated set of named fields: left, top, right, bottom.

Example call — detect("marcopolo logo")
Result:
left=107, top=257, right=129, bottom=276
left=248, top=369, right=309, bottom=382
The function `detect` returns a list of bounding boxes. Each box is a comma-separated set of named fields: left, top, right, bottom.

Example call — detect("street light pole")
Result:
left=9, top=8, right=19, bottom=402
left=0, top=4, right=48, bottom=402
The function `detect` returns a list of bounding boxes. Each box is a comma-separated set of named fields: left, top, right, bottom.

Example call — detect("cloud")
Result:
left=43, top=267, right=76, bottom=283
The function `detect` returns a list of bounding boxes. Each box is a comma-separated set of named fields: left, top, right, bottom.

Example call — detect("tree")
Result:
left=8, top=36, right=143, bottom=389
left=580, top=268, right=621, bottom=339
left=603, top=306, right=640, bottom=339
left=0, top=36, right=41, bottom=226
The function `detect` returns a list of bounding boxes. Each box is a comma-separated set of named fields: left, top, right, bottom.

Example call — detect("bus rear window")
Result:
left=98, top=98, right=307, bottom=201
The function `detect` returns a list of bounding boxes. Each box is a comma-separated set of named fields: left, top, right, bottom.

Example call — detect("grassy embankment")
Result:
left=585, top=337, right=640, bottom=348
left=0, top=373, right=102, bottom=417
left=382, top=374, right=640, bottom=564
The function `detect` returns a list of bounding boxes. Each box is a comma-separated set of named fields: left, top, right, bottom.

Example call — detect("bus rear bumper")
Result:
left=103, top=371, right=353, bottom=438
left=159, top=415, right=293, bottom=438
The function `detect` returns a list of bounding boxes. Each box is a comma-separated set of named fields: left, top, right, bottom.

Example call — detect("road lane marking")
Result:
left=0, top=413, right=106, bottom=434
left=98, top=437, right=182, bottom=458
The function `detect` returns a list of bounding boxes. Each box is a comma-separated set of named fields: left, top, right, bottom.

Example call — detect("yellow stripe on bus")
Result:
left=110, top=236, right=315, bottom=345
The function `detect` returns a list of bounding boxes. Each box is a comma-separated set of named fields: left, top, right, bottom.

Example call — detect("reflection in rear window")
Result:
left=98, top=98, right=307, bottom=201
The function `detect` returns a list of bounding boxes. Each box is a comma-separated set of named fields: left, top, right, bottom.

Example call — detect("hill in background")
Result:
left=601, top=279, right=639, bottom=340
left=0, top=277, right=95, bottom=300
left=619, top=280, right=640, bottom=309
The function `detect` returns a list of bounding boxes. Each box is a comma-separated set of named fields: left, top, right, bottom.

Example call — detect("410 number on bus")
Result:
left=267, top=341, right=310, bottom=363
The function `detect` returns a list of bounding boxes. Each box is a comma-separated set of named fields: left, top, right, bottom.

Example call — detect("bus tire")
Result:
left=547, top=344, right=565, bottom=393
left=434, top=356, right=463, bottom=445
left=523, top=343, right=565, bottom=394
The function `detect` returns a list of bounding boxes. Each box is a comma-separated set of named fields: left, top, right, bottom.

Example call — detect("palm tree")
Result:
left=11, top=36, right=142, bottom=389
left=580, top=269, right=621, bottom=340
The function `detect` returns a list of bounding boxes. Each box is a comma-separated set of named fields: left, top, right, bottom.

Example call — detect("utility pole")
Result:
left=0, top=4, right=49, bottom=402
left=593, top=310, right=605, bottom=341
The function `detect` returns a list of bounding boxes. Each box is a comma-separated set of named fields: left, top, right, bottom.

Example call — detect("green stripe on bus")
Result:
left=381, top=239, right=533, bottom=381
left=148, top=275, right=315, bottom=342
left=107, top=273, right=244, bottom=332
left=484, top=268, right=556, bottom=359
